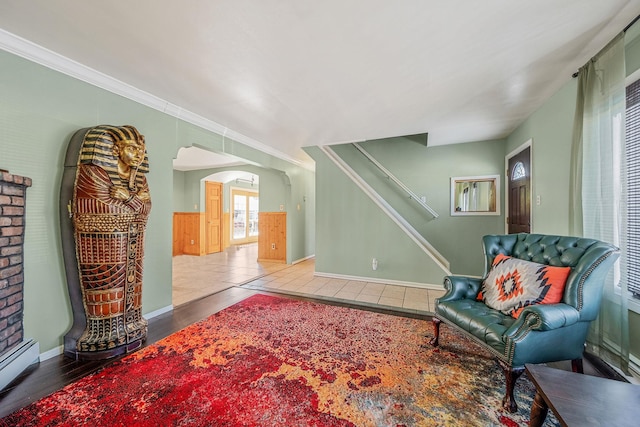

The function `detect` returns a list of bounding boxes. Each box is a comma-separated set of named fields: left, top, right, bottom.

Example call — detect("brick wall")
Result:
left=0, top=171, right=32, bottom=357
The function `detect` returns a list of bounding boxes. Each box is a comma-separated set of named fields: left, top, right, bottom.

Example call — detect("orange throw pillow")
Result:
left=478, top=253, right=571, bottom=318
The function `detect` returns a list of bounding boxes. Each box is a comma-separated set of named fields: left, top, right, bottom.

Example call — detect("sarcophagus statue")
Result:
left=60, top=125, right=151, bottom=360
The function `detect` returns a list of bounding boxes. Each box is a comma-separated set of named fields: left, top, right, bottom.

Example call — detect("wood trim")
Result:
left=172, top=212, right=205, bottom=256
left=257, top=212, right=286, bottom=263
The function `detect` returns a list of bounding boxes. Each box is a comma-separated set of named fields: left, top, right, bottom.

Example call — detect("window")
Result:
left=626, top=78, right=640, bottom=298
left=511, top=161, right=526, bottom=181
left=231, top=189, right=259, bottom=243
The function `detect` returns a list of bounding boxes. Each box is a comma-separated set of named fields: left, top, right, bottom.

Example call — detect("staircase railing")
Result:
left=320, top=145, right=450, bottom=274
left=353, top=142, right=438, bottom=218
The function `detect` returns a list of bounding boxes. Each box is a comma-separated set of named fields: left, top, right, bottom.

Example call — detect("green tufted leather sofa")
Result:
left=430, top=233, right=620, bottom=412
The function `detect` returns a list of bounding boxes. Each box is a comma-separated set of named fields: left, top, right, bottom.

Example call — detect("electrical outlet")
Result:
left=536, top=195, right=541, bottom=205
left=271, top=243, right=276, bottom=250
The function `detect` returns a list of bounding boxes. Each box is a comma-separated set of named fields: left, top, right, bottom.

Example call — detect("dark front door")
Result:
left=508, top=146, right=531, bottom=234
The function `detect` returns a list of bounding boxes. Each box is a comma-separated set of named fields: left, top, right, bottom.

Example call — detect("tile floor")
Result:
left=173, top=243, right=446, bottom=315
left=172, top=244, right=290, bottom=306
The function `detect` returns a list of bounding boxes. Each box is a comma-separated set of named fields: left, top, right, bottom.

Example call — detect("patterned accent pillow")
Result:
left=477, top=253, right=571, bottom=318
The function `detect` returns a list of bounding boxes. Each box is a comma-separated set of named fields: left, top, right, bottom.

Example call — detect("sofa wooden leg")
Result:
left=500, top=362, right=524, bottom=413
left=428, top=317, right=441, bottom=347
left=571, top=358, right=584, bottom=374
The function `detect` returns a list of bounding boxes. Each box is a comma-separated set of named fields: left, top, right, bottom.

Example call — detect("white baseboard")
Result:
left=40, top=345, right=63, bottom=361
left=143, top=304, right=174, bottom=320
left=292, top=254, right=315, bottom=265
left=313, top=271, right=443, bottom=290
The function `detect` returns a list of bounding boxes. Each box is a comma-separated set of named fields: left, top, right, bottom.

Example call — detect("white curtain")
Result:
left=570, top=32, right=629, bottom=373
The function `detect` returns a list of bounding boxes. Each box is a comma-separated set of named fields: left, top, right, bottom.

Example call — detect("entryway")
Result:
left=506, top=141, right=532, bottom=233
left=172, top=243, right=288, bottom=306
left=172, top=164, right=270, bottom=306
left=172, top=146, right=293, bottom=306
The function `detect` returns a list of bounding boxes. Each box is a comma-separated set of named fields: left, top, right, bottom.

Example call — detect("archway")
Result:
left=171, top=146, right=290, bottom=306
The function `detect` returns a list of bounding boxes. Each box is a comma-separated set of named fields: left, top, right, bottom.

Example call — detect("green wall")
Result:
left=507, top=24, right=640, bottom=237
left=178, top=163, right=315, bottom=263
left=340, top=137, right=506, bottom=275
left=307, top=24, right=640, bottom=372
left=3, top=20, right=639, bottom=366
left=307, top=136, right=505, bottom=286
left=182, top=165, right=287, bottom=215
left=505, top=26, right=640, bottom=373
left=173, top=170, right=187, bottom=212
left=506, top=79, right=577, bottom=235
left=0, top=49, right=313, bottom=354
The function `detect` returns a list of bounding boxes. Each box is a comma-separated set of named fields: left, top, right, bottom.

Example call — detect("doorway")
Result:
left=205, top=181, right=223, bottom=254
left=172, top=148, right=269, bottom=306
left=506, top=142, right=532, bottom=234
left=231, top=188, right=259, bottom=245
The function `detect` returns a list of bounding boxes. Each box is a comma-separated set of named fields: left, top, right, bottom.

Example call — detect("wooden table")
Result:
left=525, top=363, right=640, bottom=427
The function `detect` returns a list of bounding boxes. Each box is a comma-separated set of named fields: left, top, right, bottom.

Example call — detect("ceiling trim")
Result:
left=0, top=28, right=308, bottom=169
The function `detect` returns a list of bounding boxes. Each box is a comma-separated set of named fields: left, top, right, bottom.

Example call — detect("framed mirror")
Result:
left=451, top=175, right=500, bottom=216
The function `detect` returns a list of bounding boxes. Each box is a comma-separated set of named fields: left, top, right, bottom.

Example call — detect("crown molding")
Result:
left=0, top=28, right=309, bottom=169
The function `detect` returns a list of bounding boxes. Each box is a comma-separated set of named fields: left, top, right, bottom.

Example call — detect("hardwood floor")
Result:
left=0, top=285, right=620, bottom=420
left=0, top=287, right=258, bottom=418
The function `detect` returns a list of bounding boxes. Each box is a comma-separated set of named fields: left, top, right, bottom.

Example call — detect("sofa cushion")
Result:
left=478, top=253, right=571, bottom=318
left=436, top=299, right=515, bottom=354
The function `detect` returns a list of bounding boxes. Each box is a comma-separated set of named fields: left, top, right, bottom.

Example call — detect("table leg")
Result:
left=529, top=390, right=549, bottom=427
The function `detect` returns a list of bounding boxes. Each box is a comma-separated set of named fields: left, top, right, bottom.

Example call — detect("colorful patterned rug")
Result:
left=1, top=294, right=558, bottom=426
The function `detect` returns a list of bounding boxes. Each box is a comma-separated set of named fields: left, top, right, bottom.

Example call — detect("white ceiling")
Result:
left=173, top=147, right=246, bottom=171
left=1, top=1, right=640, bottom=170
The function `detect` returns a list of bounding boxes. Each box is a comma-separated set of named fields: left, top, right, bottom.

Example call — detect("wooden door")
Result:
left=507, top=146, right=531, bottom=234
left=205, top=181, right=222, bottom=254
left=172, top=212, right=204, bottom=255
left=258, top=212, right=286, bottom=262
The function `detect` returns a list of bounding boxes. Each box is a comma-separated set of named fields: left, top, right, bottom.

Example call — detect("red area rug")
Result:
left=1, top=294, right=558, bottom=426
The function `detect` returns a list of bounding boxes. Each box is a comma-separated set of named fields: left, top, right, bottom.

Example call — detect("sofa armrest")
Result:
left=438, top=276, right=483, bottom=302
left=504, top=303, right=581, bottom=337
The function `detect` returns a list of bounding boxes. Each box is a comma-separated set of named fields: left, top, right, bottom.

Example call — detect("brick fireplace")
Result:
left=0, top=170, right=39, bottom=390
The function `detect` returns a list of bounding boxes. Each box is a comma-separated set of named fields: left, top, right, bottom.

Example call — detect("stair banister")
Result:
left=353, top=142, right=438, bottom=218
left=320, top=145, right=450, bottom=274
